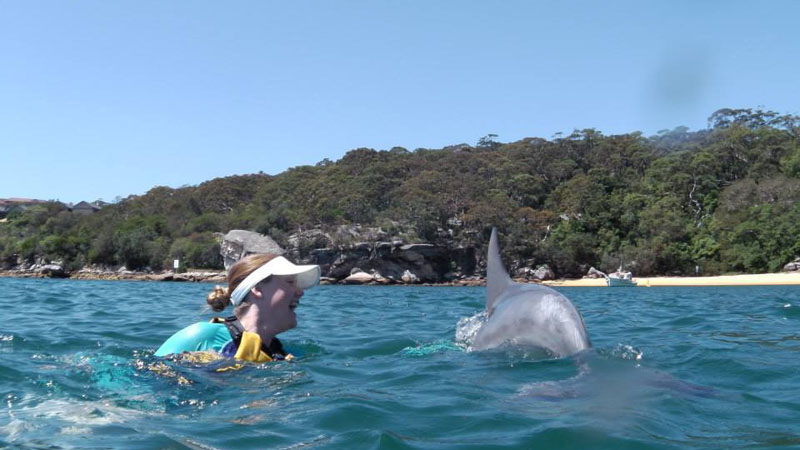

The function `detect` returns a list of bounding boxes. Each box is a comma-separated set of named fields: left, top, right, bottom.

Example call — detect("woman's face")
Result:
left=255, top=275, right=304, bottom=335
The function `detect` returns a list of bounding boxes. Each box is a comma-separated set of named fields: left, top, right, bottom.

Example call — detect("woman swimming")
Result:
left=155, top=253, right=321, bottom=362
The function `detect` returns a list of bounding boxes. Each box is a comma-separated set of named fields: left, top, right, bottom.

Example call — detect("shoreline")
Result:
left=542, top=272, right=800, bottom=287
left=0, top=269, right=486, bottom=286
left=2, top=269, right=800, bottom=286
left=0, top=269, right=227, bottom=283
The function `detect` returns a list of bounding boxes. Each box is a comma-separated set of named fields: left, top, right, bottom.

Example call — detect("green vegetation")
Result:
left=1, top=108, right=798, bottom=277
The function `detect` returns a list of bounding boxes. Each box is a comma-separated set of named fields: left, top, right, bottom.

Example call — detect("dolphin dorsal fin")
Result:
left=486, top=227, right=513, bottom=314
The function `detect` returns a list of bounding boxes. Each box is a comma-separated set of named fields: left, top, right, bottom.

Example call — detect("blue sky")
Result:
left=1, top=1, right=798, bottom=203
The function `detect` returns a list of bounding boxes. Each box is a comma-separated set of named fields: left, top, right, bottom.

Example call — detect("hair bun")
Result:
left=206, top=285, right=231, bottom=312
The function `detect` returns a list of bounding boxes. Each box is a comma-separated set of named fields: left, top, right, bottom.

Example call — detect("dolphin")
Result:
left=470, top=228, right=591, bottom=357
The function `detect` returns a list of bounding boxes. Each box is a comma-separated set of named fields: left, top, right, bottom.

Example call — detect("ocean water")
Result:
left=1, top=278, right=799, bottom=449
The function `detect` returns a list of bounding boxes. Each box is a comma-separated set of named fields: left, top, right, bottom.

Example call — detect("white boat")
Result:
left=606, top=266, right=636, bottom=287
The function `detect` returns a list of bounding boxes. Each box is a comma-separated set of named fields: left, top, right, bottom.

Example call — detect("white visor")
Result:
left=229, top=256, right=321, bottom=306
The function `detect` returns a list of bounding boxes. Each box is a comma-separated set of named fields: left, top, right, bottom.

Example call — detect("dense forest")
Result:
left=2, top=108, right=799, bottom=278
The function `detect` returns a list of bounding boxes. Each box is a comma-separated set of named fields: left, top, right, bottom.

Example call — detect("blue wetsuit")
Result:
left=155, top=317, right=290, bottom=362
left=155, top=322, right=233, bottom=356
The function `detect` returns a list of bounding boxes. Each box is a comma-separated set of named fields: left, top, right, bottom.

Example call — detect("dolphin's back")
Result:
left=473, top=284, right=591, bottom=356
left=475, top=228, right=591, bottom=357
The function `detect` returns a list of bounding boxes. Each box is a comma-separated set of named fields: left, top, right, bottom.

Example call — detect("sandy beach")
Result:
left=3, top=268, right=799, bottom=287
left=542, top=272, right=800, bottom=287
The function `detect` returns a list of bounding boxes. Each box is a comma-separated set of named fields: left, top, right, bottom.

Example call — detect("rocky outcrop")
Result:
left=513, top=262, right=555, bottom=281
left=0, top=262, right=69, bottom=278
left=287, top=230, right=478, bottom=284
left=38, top=264, right=67, bottom=278
left=343, top=269, right=391, bottom=285
left=401, top=270, right=418, bottom=284
left=286, top=229, right=334, bottom=259
left=66, top=267, right=225, bottom=282
left=585, top=266, right=606, bottom=279
left=0, top=224, right=535, bottom=286
left=784, top=257, right=800, bottom=272
left=343, top=271, right=375, bottom=284
left=208, top=226, right=483, bottom=285
left=220, top=230, right=284, bottom=269
left=531, top=265, right=555, bottom=280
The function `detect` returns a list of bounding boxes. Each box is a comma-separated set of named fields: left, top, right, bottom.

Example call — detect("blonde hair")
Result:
left=206, top=253, right=280, bottom=312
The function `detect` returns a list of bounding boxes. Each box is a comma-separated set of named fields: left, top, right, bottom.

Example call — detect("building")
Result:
left=0, top=198, right=47, bottom=218
left=70, top=201, right=103, bottom=215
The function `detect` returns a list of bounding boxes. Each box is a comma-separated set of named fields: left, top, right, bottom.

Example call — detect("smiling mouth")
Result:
left=289, top=300, right=299, bottom=311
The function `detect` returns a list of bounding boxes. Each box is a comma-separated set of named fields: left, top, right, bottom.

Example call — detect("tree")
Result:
left=476, top=134, right=500, bottom=149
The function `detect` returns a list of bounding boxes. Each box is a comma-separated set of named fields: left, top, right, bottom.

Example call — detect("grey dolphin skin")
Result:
left=471, top=228, right=591, bottom=357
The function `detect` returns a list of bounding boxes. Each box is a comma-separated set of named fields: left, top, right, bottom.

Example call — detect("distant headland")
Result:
left=2, top=108, right=799, bottom=285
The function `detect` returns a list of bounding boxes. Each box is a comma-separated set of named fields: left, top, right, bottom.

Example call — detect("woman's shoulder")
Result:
left=154, top=321, right=231, bottom=356
left=178, top=321, right=227, bottom=338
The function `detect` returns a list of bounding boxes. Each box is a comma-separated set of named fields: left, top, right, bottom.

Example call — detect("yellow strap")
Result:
left=234, top=331, right=274, bottom=363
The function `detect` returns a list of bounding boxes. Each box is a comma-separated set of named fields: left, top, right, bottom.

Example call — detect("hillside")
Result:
left=1, top=108, right=799, bottom=279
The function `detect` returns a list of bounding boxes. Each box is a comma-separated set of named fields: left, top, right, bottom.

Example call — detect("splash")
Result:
left=400, top=340, right=462, bottom=357
left=454, top=311, right=487, bottom=349
left=605, top=343, right=644, bottom=363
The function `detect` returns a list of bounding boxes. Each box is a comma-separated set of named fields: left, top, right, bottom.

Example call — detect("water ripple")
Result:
left=1, top=279, right=799, bottom=448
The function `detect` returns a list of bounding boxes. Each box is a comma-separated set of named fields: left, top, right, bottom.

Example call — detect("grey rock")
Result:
left=357, top=227, right=387, bottom=242
left=401, top=270, right=418, bottom=284
left=319, top=277, right=337, bottom=285
left=400, top=244, right=435, bottom=253
left=206, top=273, right=226, bottom=283
left=221, top=230, right=284, bottom=270
left=39, top=264, right=66, bottom=278
left=784, top=257, right=800, bottom=272
left=287, top=229, right=333, bottom=250
left=413, top=263, right=439, bottom=281
left=249, top=225, right=483, bottom=284
left=309, top=248, right=337, bottom=265
left=343, top=271, right=375, bottom=284
left=586, top=267, right=606, bottom=279
left=531, top=264, right=555, bottom=281
left=373, top=242, right=394, bottom=258
left=360, top=260, right=407, bottom=281
left=150, top=273, right=174, bottom=281
left=398, top=249, right=425, bottom=264
left=370, top=269, right=391, bottom=284
left=351, top=242, right=371, bottom=251
left=513, top=267, right=534, bottom=278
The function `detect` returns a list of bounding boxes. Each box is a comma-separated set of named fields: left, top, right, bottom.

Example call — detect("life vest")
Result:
left=210, top=316, right=294, bottom=363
